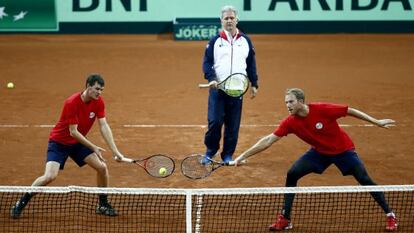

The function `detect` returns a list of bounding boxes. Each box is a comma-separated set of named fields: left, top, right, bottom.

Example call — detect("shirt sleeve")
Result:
left=273, top=117, right=290, bottom=137
left=244, top=35, right=258, bottom=88
left=323, top=103, right=348, bottom=119
left=63, top=100, right=78, bottom=125
left=202, top=36, right=218, bottom=82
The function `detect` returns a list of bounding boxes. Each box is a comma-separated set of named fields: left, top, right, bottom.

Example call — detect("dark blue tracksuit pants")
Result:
left=204, top=89, right=243, bottom=162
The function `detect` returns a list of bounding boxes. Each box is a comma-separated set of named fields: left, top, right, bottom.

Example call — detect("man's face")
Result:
left=221, top=11, right=238, bottom=33
left=285, top=94, right=301, bottom=115
left=87, top=82, right=104, bottom=100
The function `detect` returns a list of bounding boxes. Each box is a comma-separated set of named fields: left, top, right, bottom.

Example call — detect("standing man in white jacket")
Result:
left=202, top=5, right=259, bottom=163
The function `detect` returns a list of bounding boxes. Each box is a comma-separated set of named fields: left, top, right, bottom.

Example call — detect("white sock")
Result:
left=386, top=212, right=395, bottom=217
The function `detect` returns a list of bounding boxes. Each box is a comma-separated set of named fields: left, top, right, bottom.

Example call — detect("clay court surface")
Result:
left=0, top=34, right=413, bottom=189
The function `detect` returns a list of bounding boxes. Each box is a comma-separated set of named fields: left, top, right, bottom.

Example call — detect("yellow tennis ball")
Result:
left=7, top=82, right=14, bottom=89
left=159, top=167, right=167, bottom=176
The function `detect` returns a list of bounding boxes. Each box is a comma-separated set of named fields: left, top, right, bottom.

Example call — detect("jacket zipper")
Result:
left=230, top=39, right=234, bottom=75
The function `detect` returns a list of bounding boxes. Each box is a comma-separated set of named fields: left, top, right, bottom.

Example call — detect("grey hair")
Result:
left=221, top=5, right=238, bottom=19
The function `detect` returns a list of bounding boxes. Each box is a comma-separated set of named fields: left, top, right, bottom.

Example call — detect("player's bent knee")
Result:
left=95, top=162, right=108, bottom=175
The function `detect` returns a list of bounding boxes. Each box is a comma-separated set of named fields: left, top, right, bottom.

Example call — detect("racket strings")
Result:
left=222, top=74, right=249, bottom=97
left=225, top=76, right=246, bottom=90
left=181, top=155, right=213, bottom=179
left=144, top=155, right=175, bottom=177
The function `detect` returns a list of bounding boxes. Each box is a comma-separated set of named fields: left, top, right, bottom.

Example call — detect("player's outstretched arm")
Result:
left=233, top=133, right=280, bottom=166
left=347, top=107, right=395, bottom=129
left=97, top=117, right=128, bottom=162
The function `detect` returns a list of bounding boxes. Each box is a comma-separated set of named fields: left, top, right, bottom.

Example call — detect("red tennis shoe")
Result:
left=269, top=213, right=293, bottom=231
left=386, top=212, right=398, bottom=232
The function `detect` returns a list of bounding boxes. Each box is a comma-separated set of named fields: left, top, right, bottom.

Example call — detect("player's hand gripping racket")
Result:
left=181, top=154, right=245, bottom=179
left=121, top=154, right=175, bottom=178
left=199, top=73, right=249, bottom=97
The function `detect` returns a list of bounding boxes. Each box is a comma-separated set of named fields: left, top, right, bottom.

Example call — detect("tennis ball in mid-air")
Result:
left=159, top=167, right=167, bottom=176
left=7, top=82, right=14, bottom=89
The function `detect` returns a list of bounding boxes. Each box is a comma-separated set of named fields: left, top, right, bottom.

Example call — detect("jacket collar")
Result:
left=220, top=29, right=241, bottom=43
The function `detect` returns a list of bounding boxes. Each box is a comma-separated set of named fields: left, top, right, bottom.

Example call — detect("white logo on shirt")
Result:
left=89, top=112, right=95, bottom=119
left=315, top=122, right=323, bottom=129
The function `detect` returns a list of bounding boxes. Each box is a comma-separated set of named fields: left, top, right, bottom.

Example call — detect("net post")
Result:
left=186, top=189, right=193, bottom=233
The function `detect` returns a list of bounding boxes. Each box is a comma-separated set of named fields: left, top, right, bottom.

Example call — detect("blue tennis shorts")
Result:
left=295, top=148, right=365, bottom=176
left=46, top=140, right=94, bottom=170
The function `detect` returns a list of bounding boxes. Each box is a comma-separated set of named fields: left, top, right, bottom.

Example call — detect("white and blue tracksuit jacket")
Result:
left=203, top=30, right=258, bottom=87
left=202, top=29, right=259, bottom=162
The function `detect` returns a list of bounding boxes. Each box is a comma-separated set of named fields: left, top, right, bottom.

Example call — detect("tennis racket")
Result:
left=121, top=154, right=175, bottom=178
left=199, top=73, right=249, bottom=97
left=181, top=154, right=246, bottom=179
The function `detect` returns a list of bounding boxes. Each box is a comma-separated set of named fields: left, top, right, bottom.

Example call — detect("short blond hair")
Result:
left=286, top=88, right=305, bottom=102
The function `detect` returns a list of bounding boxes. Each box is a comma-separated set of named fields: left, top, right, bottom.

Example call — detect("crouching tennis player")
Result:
left=11, top=74, right=130, bottom=218
left=233, top=88, right=398, bottom=232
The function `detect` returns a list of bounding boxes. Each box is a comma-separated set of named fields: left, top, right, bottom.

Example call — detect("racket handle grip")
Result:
left=198, top=84, right=210, bottom=88
left=226, top=161, right=235, bottom=166
left=120, top=157, right=135, bottom=163
left=225, top=160, right=247, bottom=166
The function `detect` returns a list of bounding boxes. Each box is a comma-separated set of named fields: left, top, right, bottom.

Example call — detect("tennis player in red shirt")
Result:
left=11, top=74, right=130, bottom=218
left=233, top=88, right=398, bottom=232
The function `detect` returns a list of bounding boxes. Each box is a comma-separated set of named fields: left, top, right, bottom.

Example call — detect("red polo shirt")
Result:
left=273, top=103, right=354, bottom=155
left=49, top=92, right=105, bottom=145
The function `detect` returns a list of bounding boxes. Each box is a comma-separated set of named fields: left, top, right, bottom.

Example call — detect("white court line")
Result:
left=0, top=124, right=379, bottom=128
left=123, top=124, right=281, bottom=128
left=124, top=124, right=209, bottom=128
left=123, top=124, right=377, bottom=128
left=34, top=125, right=55, bottom=128
left=0, top=124, right=29, bottom=128
left=0, top=124, right=55, bottom=128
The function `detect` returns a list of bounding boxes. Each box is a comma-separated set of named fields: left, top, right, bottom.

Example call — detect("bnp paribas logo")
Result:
left=0, top=0, right=57, bottom=31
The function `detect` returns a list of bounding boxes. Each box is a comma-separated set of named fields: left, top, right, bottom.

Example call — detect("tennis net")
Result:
left=1, top=185, right=413, bottom=233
